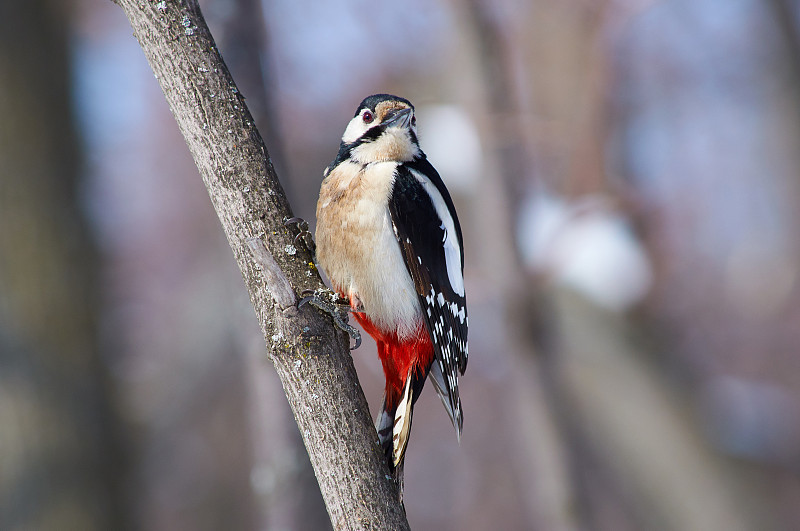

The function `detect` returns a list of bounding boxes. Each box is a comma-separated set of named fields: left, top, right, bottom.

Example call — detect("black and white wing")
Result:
left=388, top=157, right=468, bottom=435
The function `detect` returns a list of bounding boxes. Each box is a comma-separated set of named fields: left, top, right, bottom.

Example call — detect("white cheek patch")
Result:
left=410, top=169, right=465, bottom=297
left=342, top=110, right=370, bottom=144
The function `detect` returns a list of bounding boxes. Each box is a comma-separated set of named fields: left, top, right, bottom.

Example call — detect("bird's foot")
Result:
left=299, top=288, right=362, bottom=350
left=285, top=217, right=316, bottom=254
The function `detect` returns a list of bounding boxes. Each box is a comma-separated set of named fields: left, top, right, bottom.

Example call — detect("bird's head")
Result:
left=340, top=94, right=421, bottom=164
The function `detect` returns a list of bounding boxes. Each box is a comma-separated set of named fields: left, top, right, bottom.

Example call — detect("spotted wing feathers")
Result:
left=388, top=158, right=468, bottom=435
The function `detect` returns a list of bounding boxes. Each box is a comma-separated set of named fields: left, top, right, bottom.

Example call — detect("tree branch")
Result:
left=113, top=0, right=409, bottom=528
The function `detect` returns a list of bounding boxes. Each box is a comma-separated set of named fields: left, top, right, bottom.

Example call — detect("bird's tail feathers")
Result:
left=376, top=391, right=406, bottom=502
left=391, top=369, right=414, bottom=467
left=428, top=360, right=463, bottom=442
left=376, top=367, right=428, bottom=501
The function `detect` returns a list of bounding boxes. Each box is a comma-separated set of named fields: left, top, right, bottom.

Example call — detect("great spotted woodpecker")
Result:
left=315, top=94, right=468, bottom=486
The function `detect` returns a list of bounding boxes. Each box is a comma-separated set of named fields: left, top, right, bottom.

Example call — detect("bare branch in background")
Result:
left=112, top=0, right=409, bottom=528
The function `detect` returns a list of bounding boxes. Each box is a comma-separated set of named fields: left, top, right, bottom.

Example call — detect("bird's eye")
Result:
left=362, top=110, right=374, bottom=124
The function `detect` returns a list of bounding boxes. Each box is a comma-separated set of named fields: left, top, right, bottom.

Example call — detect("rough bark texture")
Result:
left=113, top=1, right=409, bottom=529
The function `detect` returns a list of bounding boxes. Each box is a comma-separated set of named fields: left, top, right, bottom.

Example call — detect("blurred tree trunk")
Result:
left=454, top=1, right=586, bottom=529
left=456, top=1, right=769, bottom=529
left=0, top=1, right=126, bottom=530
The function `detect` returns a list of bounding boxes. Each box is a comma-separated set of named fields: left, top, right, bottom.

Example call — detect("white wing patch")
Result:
left=410, top=169, right=465, bottom=296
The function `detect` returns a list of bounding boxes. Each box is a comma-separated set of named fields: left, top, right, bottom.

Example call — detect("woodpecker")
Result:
left=315, top=94, right=468, bottom=485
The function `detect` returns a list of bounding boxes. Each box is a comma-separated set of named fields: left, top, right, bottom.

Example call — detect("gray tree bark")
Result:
left=112, top=0, right=409, bottom=529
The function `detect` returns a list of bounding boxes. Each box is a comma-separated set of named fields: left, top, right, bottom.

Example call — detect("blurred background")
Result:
left=2, top=0, right=800, bottom=529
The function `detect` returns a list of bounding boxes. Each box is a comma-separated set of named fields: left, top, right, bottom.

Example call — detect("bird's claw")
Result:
left=285, top=217, right=308, bottom=230
left=300, top=289, right=350, bottom=307
left=299, top=289, right=362, bottom=350
left=285, top=217, right=316, bottom=254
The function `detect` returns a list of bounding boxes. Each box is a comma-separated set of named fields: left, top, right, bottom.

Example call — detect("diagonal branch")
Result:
left=112, top=0, right=409, bottom=528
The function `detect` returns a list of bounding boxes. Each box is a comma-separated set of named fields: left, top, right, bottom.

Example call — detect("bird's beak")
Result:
left=382, top=107, right=413, bottom=129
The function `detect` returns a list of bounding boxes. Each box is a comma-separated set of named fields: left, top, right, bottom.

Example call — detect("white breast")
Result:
left=316, top=161, right=421, bottom=339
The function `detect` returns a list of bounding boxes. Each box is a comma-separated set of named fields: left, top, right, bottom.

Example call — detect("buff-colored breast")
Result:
left=315, top=160, right=421, bottom=339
